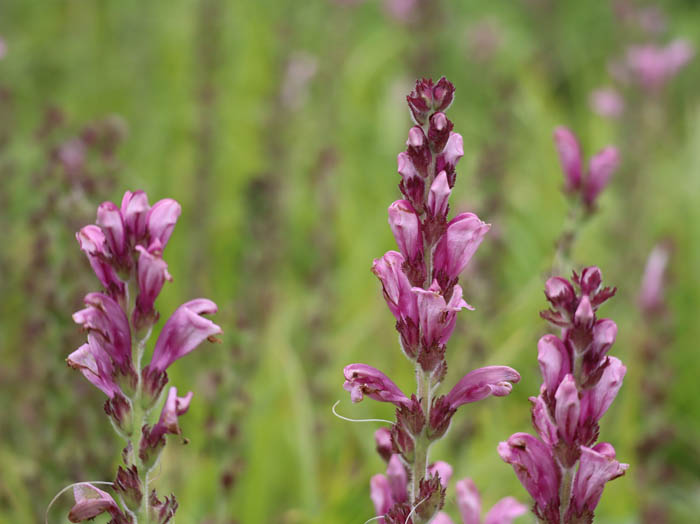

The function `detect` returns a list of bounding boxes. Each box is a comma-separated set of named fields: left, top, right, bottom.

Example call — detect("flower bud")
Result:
left=113, top=465, right=143, bottom=512
left=406, top=126, right=431, bottom=177
left=428, top=112, right=453, bottom=153
left=374, top=427, right=393, bottom=462
left=544, top=276, right=576, bottom=314
left=427, top=171, right=451, bottom=219
left=147, top=198, right=181, bottom=249
left=433, top=77, right=455, bottom=112
left=416, top=474, right=446, bottom=521
left=574, top=294, right=595, bottom=329
left=104, top=393, right=133, bottom=436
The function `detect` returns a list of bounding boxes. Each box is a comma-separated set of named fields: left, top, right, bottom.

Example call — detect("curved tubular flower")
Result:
left=569, top=445, right=628, bottom=520
left=413, top=282, right=472, bottom=349
left=147, top=298, right=222, bottom=374
left=73, top=292, right=133, bottom=374
left=147, top=198, right=181, bottom=248
left=68, top=484, right=126, bottom=523
left=433, top=213, right=490, bottom=284
left=343, top=364, right=411, bottom=407
left=76, top=225, right=125, bottom=297
left=445, top=366, right=521, bottom=409
left=66, top=340, right=121, bottom=398
left=497, top=433, right=560, bottom=513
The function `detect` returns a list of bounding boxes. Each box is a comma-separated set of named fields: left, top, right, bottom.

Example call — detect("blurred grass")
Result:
left=2, top=0, right=700, bottom=522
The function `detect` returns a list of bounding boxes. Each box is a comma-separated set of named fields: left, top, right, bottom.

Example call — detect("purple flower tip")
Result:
left=343, top=363, right=410, bottom=407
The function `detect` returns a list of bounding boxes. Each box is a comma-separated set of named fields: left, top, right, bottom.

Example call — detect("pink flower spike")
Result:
left=570, top=445, right=629, bottom=517
left=456, top=478, right=481, bottom=524
left=388, top=200, right=423, bottom=262
left=554, top=127, right=583, bottom=191
left=343, top=364, right=410, bottom=407
left=148, top=298, right=222, bottom=373
left=445, top=366, right=520, bottom=409
left=433, top=212, right=490, bottom=282
left=68, top=484, right=121, bottom=522
left=584, top=147, right=619, bottom=208
left=483, top=497, right=528, bottom=524
left=147, top=198, right=181, bottom=249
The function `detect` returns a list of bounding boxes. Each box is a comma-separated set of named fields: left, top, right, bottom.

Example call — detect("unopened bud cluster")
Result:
left=66, top=191, right=222, bottom=523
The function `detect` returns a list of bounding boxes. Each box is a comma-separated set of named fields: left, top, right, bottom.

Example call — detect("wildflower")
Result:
left=499, top=269, right=628, bottom=522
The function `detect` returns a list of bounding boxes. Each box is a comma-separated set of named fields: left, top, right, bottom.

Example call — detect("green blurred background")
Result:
left=1, top=0, right=699, bottom=522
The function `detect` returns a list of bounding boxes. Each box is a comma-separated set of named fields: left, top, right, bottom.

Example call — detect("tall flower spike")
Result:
left=66, top=190, right=221, bottom=523
left=341, top=77, right=520, bottom=523
left=500, top=268, right=628, bottom=523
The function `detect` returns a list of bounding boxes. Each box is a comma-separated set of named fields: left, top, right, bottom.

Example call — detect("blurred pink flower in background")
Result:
left=590, top=88, right=625, bottom=118
left=0, top=37, right=6, bottom=60
left=615, top=39, right=694, bottom=92
left=467, top=19, right=503, bottom=63
left=383, top=0, right=419, bottom=23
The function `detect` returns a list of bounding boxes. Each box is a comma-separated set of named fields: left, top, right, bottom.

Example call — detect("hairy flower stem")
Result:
left=128, top=278, right=152, bottom=524
left=552, top=201, right=585, bottom=276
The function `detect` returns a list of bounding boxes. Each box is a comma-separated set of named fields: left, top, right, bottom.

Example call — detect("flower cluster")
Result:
left=342, top=77, right=520, bottom=524
left=372, top=429, right=526, bottom=524
left=498, top=267, right=628, bottom=524
left=553, top=127, right=620, bottom=211
left=66, top=190, right=222, bottom=523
